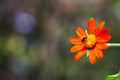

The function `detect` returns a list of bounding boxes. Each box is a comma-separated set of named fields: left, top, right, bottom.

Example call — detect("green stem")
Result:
left=107, top=43, right=120, bottom=47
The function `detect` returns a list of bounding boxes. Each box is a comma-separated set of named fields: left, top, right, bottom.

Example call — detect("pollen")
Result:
left=86, top=34, right=96, bottom=48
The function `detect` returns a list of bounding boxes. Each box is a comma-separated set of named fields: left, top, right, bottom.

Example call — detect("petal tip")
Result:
left=76, top=27, right=87, bottom=37
left=70, top=49, right=74, bottom=53
left=102, top=21, right=105, bottom=24
left=90, top=17, right=94, bottom=19
left=90, top=60, right=96, bottom=64
left=74, top=57, right=79, bottom=61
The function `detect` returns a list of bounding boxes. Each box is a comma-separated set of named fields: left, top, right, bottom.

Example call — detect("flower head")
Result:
left=70, top=18, right=111, bottom=64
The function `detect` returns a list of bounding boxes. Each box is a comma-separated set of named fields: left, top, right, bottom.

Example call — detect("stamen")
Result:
left=86, top=34, right=96, bottom=48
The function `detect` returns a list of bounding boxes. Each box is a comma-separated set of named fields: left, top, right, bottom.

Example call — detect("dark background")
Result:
left=0, top=0, right=120, bottom=80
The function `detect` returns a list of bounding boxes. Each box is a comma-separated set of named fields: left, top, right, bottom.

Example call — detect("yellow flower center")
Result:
left=86, top=34, right=96, bottom=48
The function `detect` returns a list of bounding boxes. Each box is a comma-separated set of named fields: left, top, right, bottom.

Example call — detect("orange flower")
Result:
left=70, top=18, right=111, bottom=64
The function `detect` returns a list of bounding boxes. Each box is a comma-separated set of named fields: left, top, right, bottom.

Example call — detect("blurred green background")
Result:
left=0, top=0, right=120, bottom=80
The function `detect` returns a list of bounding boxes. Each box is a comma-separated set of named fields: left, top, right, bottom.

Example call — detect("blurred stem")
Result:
left=107, top=43, right=120, bottom=47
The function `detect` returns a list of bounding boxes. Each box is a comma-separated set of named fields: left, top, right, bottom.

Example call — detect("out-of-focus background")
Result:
left=0, top=0, right=120, bottom=80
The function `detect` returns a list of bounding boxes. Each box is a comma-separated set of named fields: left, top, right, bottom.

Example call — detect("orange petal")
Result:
left=76, top=26, right=87, bottom=37
left=94, top=47, right=103, bottom=59
left=88, top=18, right=96, bottom=34
left=89, top=49, right=96, bottom=64
left=97, top=34, right=111, bottom=42
left=74, top=48, right=87, bottom=60
left=70, top=44, right=84, bottom=53
left=96, top=42, right=108, bottom=50
left=96, top=28, right=109, bottom=37
left=96, top=21, right=105, bottom=36
left=70, top=36, right=82, bottom=44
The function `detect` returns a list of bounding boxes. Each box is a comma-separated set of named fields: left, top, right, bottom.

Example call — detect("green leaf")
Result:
left=105, top=72, right=120, bottom=80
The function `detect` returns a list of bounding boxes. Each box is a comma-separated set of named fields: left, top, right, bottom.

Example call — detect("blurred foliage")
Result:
left=105, top=72, right=120, bottom=80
